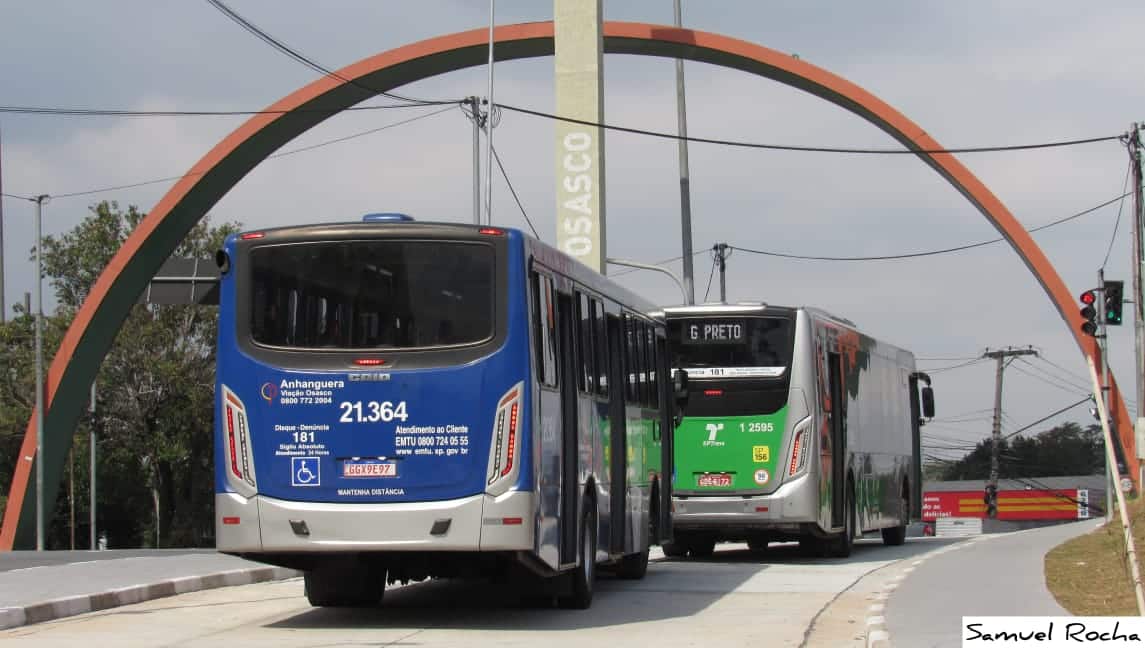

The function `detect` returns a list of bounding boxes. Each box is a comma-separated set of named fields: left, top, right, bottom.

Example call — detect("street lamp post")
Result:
left=89, top=382, right=97, bottom=551
left=33, top=193, right=49, bottom=551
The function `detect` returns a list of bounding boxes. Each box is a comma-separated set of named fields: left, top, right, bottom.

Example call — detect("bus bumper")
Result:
left=672, top=473, right=818, bottom=530
left=215, top=490, right=534, bottom=552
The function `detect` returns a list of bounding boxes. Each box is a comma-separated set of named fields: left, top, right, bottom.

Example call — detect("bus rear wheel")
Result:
left=661, top=540, right=688, bottom=558
left=615, top=546, right=649, bottom=579
left=687, top=537, right=716, bottom=558
left=825, top=481, right=856, bottom=558
left=747, top=537, right=769, bottom=554
left=558, top=502, right=596, bottom=609
left=304, top=565, right=385, bottom=607
left=617, top=489, right=655, bottom=579
left=882, top=490, right=908, bottom=546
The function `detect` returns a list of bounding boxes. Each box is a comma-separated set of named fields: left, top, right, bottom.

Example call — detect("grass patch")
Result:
left=1045, top=497, right=1144, bottom=615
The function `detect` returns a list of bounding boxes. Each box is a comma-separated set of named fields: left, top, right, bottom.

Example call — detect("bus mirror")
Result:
left=672, top=370, right=689, bottom=428
left=921, top=386, right=935, bottom=419
left=215, top=249, right=231, bottom=275
left=673, top=370, right=689, bottom=401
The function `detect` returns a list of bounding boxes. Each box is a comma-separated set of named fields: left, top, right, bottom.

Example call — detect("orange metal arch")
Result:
left=2, top=21, right=1131, bottom=549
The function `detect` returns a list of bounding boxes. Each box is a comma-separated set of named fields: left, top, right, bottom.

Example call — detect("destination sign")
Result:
left=683, top=320, right=745, bottom=345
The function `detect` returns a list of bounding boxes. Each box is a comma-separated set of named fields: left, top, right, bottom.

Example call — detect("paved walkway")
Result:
left=885, top=519, right=1101, bottom=647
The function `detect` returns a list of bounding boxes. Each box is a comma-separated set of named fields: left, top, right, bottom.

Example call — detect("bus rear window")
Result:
left=248, top=240, right=494, bottom=349
left=668, top=317, right=793, bottom=371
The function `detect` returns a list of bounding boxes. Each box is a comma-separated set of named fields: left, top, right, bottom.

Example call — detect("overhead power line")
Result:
left=1012, top=357, right=1091, bottom=395
left=703, top=255, right=718, bottom=302
left=1001, top=396, right=1093, bottom=441
left=0, top=102, right=438, bottom=117
left=917, top=355, right=981, bottom=362
left=925, top=358, right=987, bottom=373
left=1032, top=354, right=1093, bottom=389
left=729, top=191, right=1131, bottom=262
left=1, top=96, right=1122, bottom=158
left=1102, top=161, right=1132, bottom=270
left=488, top=143, right=539, bottom=238
left=202, top=0, right=454, bottom=108
left=496, top=102, right=1122, bottom=155
left=14, top=105, right=455, bottom=200
left=1009, top=363, right=1087, bottom=397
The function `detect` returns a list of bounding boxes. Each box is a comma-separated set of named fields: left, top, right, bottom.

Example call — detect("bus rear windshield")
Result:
left=668, top=317, right=793, bottom=372
left=248, top=240, right=494, bottom=349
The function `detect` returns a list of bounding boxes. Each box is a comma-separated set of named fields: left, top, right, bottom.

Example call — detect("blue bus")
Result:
left=213, top=215, right=674, bottom=608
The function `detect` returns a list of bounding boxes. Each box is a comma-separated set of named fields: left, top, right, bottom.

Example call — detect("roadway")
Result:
left=0, top=538, right=962, bottom=647
left=885, top=519, right=1100, bottom=647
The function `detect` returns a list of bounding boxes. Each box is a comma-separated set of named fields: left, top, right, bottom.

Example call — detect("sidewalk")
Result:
left=0, top=551, right=297, bottom=630
left=883, top=519, right=1101, bottom=647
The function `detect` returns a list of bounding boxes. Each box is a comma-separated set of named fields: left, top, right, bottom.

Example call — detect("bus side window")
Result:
left=576, top=291, right=595, bottom=394
left=635, top=321, right=648, bottom=406
left=648, top=327, right=659, bottom=409
left=642, top=322, right=654, bottom=408
left=531, top=271, right=558, bottom=388
left=593, top=298, right=608, bottom=398
left=624, top=315, right=638, bottom=403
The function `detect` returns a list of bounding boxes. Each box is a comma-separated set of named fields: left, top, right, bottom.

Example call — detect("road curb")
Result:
left=0, top=565, right=299, bottom=631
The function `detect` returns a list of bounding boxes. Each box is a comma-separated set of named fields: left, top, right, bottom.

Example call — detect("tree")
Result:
left=0, top=201, right=238, bottom=548
left=936, top=421, right=1103, bottom=481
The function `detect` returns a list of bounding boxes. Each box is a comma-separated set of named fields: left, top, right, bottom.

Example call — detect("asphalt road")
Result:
left=0, top=539, right=958, bottom=648
left=885, top=519, right=1101, bottom=647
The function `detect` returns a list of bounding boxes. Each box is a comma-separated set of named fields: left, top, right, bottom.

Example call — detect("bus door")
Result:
left=607, top=315, right=627, bottom=554
left=656, top=334, right=673, bottom=544
left=556, top=291, right=580, bottom=566
left=828, top=352, right=847, bottom=528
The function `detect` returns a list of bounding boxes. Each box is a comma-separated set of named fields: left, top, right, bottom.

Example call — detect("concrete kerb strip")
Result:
left=0, top=565, right=299, bottom=631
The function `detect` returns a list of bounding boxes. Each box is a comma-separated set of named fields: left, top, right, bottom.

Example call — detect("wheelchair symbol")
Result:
left=292, top=457, right=320, bottom=487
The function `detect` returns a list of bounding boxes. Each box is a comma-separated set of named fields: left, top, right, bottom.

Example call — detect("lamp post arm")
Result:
left=606, top=258, right=688, bottom=304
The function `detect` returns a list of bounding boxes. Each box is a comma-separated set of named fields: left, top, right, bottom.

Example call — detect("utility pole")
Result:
left=712, top=243, right=730, bottom=303
left=68, top=447, right=74, bottom=550
left=33, top=194, right=48, bottom=551
left=483, top=0, right=495, bottom=226
left=673, top=0, right=695, bottom=304
left=1130, top=123, right=1145, bottom=486
left=89, top=382, right=97, bottom=551
left=468, top=96, right=482, bottom=226
left=982, top=346, right=1037, bottom=517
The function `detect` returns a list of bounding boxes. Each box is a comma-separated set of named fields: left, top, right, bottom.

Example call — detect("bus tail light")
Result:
left=222, top=386, right=258, bottom=495
left=788, top=416, right=813, bottom=477
left=486, top=381, right=524, bottom=496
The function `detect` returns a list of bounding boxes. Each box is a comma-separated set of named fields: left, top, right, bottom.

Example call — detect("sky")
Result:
left=1, top=0, right=1144, bottom=468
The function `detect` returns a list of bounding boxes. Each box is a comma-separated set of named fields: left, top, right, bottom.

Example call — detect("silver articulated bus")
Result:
left=660, top=303, right=934, bottom=558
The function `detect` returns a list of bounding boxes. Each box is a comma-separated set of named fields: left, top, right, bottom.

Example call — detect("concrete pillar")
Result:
left=554, top=0, right=606, bottom=272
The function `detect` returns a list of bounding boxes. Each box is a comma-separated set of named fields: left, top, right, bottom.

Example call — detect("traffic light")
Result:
left=983, top=484, right=998, bottom=519
left=1105, top=280, right=1124, bottom=326
left=1079, top=290, right=1098, bottom=336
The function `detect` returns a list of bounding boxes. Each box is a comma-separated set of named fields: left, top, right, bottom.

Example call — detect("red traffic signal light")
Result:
left=1079, top=290, right=1098, bottom=336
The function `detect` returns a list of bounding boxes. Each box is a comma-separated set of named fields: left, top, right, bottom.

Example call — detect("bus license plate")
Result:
left=342, top=461, right=397, bottom=478
left=697, top=473, right=732, bottom=487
